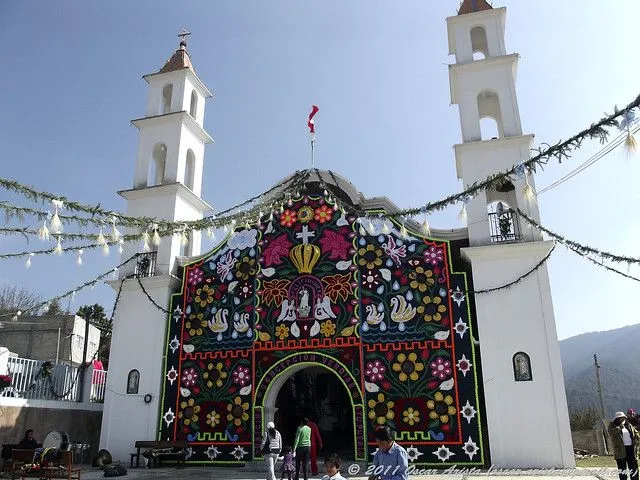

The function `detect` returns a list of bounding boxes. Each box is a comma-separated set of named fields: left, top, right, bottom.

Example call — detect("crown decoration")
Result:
left=289, top=244, right=321, bottom=274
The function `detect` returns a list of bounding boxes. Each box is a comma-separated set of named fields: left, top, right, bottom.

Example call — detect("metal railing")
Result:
left=488, top=209, right=522, bottom=243
left=1, top=357, right=108, bottom=403
left=135, top=251, right=157, bottom=277
left=90, top=369, right=107, bottom=403
left=3, top=357, right=80, bottom=401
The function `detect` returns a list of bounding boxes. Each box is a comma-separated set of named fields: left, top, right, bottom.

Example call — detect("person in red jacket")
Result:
left=306, top=416, right=323, bottom=476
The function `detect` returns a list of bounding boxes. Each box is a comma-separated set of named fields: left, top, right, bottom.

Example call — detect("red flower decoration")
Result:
left=261, top=279, right=291, bottom=307
left=263, top=233, right=293, bottom=267
left=314, top=205, right=333, bottom=224
left=321, top=273, right=353, bottom=302
left=232, top=366, right=250, bottom=386
left=280, top=210, right=297, bottom=227
left=319, top=229, right=352, bottom=261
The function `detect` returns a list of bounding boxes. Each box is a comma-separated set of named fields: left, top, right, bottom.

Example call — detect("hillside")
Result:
left=560, top=324, right=640, bottom=417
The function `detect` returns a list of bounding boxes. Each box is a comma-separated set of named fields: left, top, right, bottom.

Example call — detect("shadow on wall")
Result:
left=0, top=406, right=102, bottom=461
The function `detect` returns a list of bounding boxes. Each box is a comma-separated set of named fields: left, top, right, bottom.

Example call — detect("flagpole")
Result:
left=311, top=134, right=315, bottom=168
left=308, top=105, right=319, bottom=169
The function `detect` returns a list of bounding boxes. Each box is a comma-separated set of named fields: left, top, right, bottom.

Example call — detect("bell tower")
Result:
left=447, top=1, right=574, bottom=468
left=100, top=32, right=214, bottom=462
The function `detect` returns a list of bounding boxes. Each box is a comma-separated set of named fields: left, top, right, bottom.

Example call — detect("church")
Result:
left=99, top=1, right=574, bottom=469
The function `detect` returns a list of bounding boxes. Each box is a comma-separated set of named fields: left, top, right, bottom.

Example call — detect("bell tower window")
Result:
left=161, top=84, right=173, bottom=114
left=185, top=149, right=196, bottom=191
left=477, top=90, right=503, bottom=139
left=148, top=143, right=167, bottom=186
left=470, top=26, right=489, bottom=59
left=190, top=90, right=198, bottom=118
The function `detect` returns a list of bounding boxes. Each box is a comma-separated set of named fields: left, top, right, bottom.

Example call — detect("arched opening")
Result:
left=127, top=369, right=140, bottom=394
left=477, top=90, right=504, bottom=139
left=513, top=352, right=532, bottom=381
left=148, top=143, right=167, bottom=186
left=470, top=26, right=489, bottom=59
left=189, top=90, right=198, bottom=118
left=487, top=200, right=521, bottom=243
left=256, top=354, right=364, bottom=461
left=274, top=367, right=354, bottom=458
left=179, top=230, right=192, bottom=257
left=161, top=84, right=173, bottom=114
left=184, top=149, right=196, bottom=191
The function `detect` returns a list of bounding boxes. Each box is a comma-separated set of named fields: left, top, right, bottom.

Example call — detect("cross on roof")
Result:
left=178, top=29, right=191, bottom=47
left=296, top=225, right=315, bottom=245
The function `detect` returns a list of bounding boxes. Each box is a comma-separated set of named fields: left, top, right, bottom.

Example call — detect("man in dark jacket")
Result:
left=17, top=429, right=38, bottom=449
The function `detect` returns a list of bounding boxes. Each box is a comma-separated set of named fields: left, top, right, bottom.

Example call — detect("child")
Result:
left=281, top=445, right=295, bottom=480
left=322, top=453, right=347, bottom=480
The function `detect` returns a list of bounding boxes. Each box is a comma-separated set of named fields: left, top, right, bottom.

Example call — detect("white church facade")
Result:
left=99, top=1, right=574, bottom=468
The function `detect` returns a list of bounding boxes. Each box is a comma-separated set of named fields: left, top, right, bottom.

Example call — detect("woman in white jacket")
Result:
left=262, top=421, right=282, bottom=480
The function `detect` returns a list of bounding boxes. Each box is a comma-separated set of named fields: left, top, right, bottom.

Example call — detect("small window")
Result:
left=189, top=90, right=198, bottom=118
left=185, top=149, right=196, bottom=191
left=513, top=352, right=532, bottom=382
left=470, top=26, right=489, bottom=58
left=127, top=369, right=140, bottom=394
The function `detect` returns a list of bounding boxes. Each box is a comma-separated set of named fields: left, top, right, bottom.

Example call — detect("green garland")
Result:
left=517, top=209, right=640, bottom=265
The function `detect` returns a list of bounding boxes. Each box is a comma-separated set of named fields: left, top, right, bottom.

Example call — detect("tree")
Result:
left=44, top=298, right=67, bottom=316
left=76, top=304, right=112, bottom=367
left=570, top=406, right=601, bottom=431
left=0, top=285, right=42, bottom=316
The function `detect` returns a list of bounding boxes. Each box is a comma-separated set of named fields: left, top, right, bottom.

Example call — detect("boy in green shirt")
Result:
left=293, top=417, right=312, bottom=480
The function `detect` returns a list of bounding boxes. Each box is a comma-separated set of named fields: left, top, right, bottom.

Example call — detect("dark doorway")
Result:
left=274, top=366, right=354, bottom=458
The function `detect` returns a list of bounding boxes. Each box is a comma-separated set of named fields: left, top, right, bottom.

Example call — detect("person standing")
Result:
left=293, top=417, right=311, bottom=480
left=608, top=411, right=640, bottom=480
left=307, top=416, right=323, bottom=475
left=262, top=421, right=282, bottom=480
left=368, top=426, right=408, bottom=480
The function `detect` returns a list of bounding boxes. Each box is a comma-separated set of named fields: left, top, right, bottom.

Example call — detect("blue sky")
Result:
left=0, top=1, right=638, bottom=340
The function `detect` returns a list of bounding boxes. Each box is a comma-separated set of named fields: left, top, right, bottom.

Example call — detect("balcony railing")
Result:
left=135, top=251, right=157, bottom=277
left=488, top=209, right=522, bottom=243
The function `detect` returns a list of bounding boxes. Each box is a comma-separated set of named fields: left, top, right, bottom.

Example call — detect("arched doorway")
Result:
left=274, top=367, right=354, bottom=458
left=254, top=353, right=367, bottom=461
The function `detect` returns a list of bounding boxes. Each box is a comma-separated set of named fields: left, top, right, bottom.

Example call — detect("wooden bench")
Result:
left=131, top=441, right=188, bottom=468
left=20, top=450, right=81, bottom=480
left=10, top=449, right=34, bottom=480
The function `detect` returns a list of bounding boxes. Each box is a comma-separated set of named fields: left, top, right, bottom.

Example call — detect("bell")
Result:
left=495, top=180, right=515, bottom=193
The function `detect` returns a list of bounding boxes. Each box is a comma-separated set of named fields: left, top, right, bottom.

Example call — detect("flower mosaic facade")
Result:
left=159, top=192, right=487, bottom=467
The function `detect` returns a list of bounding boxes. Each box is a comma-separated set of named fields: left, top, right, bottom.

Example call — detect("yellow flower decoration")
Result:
left=275, top=324, right=289, bottom=340
left=416, top=296, right=447, bottom=322
left=403, top=407, right=420, bottom=426
left=367, top=393, right=395, bottom=425
left=194, top=284, right=215, bottom=307
left=297, top=206, right=314, bottom=223
left=319, top=320, right=336, bottom=337
left=426, top=391, right=457, bottom=424
left=178, top=398, right=200, bottom=426
left=392, top=352, right=424, bottom=382
left=358, top=244, right=383, bottom=270
left=227, top=396, right=250, bottom=426
left=203, top=362, right=228, bottom=388
left=207, top=410, right=220, bottom=427
left=408, top=266, right=434, bottom=292
left=235, top=257, right=257, bottom=281
left=186, top=312, right=207, bottom=336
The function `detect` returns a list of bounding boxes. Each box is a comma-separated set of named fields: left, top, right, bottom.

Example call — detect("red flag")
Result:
left=308, top=105, right=319, bottom=134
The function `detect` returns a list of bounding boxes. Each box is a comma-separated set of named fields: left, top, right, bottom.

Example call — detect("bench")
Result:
left=131, top=441, right=188, bottom=468
left=20, top=450, right=81, bottom=480
left=10, top=449, right=34, bottom=480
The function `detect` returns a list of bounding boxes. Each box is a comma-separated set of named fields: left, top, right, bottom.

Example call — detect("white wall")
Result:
left=462, top=242, right=574, bottom=468
left=99, top=278, right=176, bottom=462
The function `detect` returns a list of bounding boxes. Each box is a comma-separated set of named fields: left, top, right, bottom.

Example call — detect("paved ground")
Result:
left=74, top=465, right=621, bottom=480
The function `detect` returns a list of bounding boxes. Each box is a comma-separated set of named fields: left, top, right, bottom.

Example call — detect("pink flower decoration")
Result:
left=181, top=367, right=198, bottom=387
left=424, top=246, right=444, bottom=266
left=319, top=229, right=352, bottom=261
left=232, top=366, right=250, bottom=386
left=430, top=358, right=452, bottom=380
left=365, top=360, right=386, bottom=382
left=263, top=233, right=293, bottom=267
left=188, top=268, right=204, bottom=285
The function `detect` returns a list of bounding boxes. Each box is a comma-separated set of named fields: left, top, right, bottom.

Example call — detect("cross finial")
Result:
left=178, top=29, right=191, bottom=49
